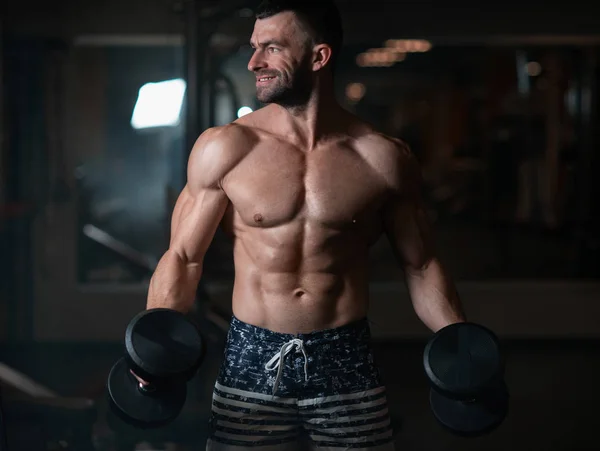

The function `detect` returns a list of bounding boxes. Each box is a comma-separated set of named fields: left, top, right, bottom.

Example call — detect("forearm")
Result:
left=147, top=249, right=203, bottom=312
left=404, top=257, right=466, bottom=332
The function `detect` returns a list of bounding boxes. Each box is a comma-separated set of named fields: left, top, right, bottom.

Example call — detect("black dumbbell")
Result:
left=423, top=322, right=509, bottom=437
left=107, top=308, right=205, bottom=428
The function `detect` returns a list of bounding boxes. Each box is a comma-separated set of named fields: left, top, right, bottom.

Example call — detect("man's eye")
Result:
left=268, top=47, right=280, bottom=53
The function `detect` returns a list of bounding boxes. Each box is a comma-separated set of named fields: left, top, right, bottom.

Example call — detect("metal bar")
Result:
left=74, top=34, right=183, bottom=47
left=573, top=48, right=597, bottom=275
left=208, top=54, right=218, bottom=127
left=82, top=224, right=158, bottom=271
left=81, top=225, right=229, bottom=333
left=515, top=50, right=530, bottom=97
left=0, top=17, right=6, bottom=346
left=0, top=363, right=59, bottom=398
left=220, top=73, right=241, bottom=123
left=184, top=0, right=202, bottom=159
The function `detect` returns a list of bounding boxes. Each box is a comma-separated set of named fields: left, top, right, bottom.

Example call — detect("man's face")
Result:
left=248, top=11, right=314, bottom=106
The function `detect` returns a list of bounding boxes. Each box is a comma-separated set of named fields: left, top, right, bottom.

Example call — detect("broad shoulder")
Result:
left=353, top=128, right=417, bottom=192
left=233, top=104, right=278, bottom=130
left=187, top=123, right=258, bottom=190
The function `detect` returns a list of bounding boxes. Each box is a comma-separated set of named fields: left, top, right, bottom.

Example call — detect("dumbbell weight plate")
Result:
left=125, top=308, right=204, bottom=383
left=429, top=383, right=509, bottom=437
left=424, top=322, right=503, bottom=399
left=108, top=357, right=187, bottom=429
left=424, top=322, right=509, bottom=436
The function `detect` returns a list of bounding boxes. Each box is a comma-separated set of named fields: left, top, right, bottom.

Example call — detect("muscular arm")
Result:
left=383, top=146, right=466, bottom=332
left=146, top=127, right=235, bottom=312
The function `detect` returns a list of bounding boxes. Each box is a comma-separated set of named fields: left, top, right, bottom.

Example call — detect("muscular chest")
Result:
left=223, top=142, right=388, bottom=228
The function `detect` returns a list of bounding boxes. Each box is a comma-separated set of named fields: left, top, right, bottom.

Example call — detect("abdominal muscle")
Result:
left=229, top=227, right=372, bottom=335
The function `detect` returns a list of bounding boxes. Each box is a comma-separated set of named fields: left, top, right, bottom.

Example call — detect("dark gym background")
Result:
left=1, top=0, right=599, bottom=449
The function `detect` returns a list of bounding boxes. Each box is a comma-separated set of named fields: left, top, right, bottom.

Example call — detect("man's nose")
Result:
left=248, top=50, right=266, bottom=72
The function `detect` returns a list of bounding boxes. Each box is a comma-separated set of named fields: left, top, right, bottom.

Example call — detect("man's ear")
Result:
left=312, top=44, right=333, bottom=72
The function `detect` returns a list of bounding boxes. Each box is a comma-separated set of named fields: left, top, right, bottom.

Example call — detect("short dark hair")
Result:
left=255, top=0, right=343, bottom=73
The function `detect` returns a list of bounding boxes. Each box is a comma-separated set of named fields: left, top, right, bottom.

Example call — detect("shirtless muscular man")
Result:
left=146, top=1, right=465, bottom=449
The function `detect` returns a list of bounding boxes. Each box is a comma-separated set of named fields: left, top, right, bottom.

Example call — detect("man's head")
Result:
left=248, top=0, right=343, bottom=106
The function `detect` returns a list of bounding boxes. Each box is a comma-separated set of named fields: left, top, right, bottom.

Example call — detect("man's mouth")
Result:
left=257, top=76, right=276, bottom=83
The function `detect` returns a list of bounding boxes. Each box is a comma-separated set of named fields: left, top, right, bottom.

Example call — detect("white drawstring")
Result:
left=265, top=338, right=308, bottom=395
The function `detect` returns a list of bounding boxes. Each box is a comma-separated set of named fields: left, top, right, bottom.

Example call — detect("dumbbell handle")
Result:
left=129, top=369, right=164, bottom=395
left=138, top=382, right=157, bottom=394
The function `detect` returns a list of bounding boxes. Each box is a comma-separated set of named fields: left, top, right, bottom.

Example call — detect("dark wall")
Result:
left=5, top=0, right=600, bottom=44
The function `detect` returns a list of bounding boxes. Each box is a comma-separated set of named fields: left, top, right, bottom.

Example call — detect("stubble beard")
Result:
left=256, top=61, right=313, bottom=109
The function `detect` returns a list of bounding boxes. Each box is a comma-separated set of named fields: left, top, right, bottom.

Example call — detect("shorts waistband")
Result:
left=229, top=315, right=371, bottom=345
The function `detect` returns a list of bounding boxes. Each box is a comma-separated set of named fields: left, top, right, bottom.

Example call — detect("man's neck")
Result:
left=275, top=80, right=344, bottom=150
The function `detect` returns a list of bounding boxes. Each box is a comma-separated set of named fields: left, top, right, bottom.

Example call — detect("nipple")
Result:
left=254, top=213, right=263, bottom=223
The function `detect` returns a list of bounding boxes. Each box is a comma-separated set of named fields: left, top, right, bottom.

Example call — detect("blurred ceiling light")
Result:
left=356, top=53, right=368, bottom=67
left=346, top=83, right=366, bottom=102
left=356, top=48, right=405, bottom=67
left=368, top=49, right=387, bottom=65
left=237, top=106, right=253, bottom=118
left=526, top=61, right=542, bottom=77
left=385, top=39, right=432, bottom=53
left=394, top=52, right=407, bottom=62
left=131, top=78, right=186, bottom=129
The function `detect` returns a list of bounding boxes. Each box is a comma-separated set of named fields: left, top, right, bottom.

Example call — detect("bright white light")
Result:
left=237, top=106, right=253, bottom=118
left=131, top=78, right=186, bottom=129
